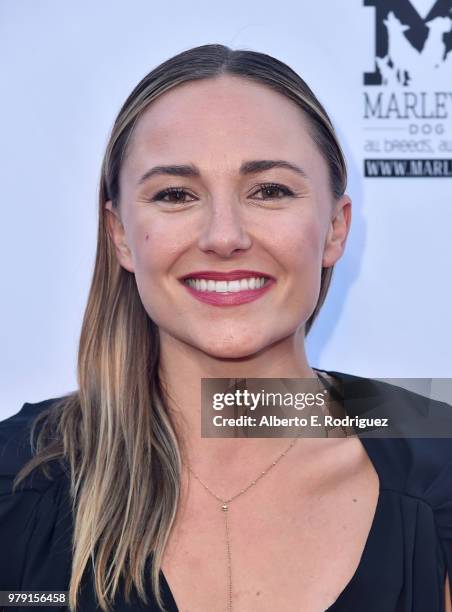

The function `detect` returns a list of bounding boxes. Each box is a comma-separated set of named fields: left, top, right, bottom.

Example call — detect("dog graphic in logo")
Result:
left=377, top=11, right=452, bottom=85
left=364, top=0, right=452, bottom=86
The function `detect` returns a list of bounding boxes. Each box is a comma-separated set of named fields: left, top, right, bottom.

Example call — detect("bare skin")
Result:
left=161, top=396, right=380, bottom=611
left=105, top=73, right=352, bottom=471
left=104, top=74, right=451, bottom=609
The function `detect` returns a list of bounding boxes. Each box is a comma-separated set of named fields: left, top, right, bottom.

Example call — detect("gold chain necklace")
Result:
left=187, top=372, right=325, bottom=610
left=187, top=434, right=300, bottom=611
left=188, top=437, right=298, bottom=612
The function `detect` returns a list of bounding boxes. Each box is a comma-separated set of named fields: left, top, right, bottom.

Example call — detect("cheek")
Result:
left=278, top=214, right=325, bottom=270
left=275, top=215, right=325, bottom=319
left=131, top=232, right=170, bottom=322
left=132, top=231, right=159, bottom=278
left=131, top=221, right=180, bottom=276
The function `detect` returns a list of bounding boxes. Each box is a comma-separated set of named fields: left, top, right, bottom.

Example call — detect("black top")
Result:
left=1, top=370, right=452, bottom=612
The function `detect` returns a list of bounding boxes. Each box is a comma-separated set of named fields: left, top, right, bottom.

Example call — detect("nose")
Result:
left=197, top=196, right=252, bottom=258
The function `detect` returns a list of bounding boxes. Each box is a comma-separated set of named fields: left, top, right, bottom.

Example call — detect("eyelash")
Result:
left=149, top=183, right=295, bottom=204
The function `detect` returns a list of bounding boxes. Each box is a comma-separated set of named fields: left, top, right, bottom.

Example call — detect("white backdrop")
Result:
left=1, top=0, right=451, bottom=419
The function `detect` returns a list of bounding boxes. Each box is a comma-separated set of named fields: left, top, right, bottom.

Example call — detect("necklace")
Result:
left=188, top=436, right=299, bottom=612
left=187, top=371, right=324, bottom=611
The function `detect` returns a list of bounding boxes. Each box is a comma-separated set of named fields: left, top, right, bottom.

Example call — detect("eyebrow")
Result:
left=136, top=159, right=309, bottom=186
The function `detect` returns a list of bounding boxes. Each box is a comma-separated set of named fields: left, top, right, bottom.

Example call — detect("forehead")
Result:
left=123, top=74, right=328, bottom=183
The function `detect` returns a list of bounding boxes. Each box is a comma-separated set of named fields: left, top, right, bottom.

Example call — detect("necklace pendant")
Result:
left=221, top=504, right=229, bottom=511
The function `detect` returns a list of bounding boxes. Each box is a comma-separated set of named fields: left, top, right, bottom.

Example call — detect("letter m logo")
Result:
left=364, top=0, right=452, bottom=86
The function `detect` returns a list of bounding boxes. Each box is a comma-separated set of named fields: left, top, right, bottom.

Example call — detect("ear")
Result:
left=322, top=194, right=352, bottom=268
left=104, top=201, right=135, bottom=273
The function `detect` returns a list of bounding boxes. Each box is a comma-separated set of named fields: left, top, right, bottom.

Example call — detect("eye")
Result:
left=150, top=187, right=196, bottom=204
left=148, top=182, right=295, bottom=205
left=250, top=183, right=294, bottom=200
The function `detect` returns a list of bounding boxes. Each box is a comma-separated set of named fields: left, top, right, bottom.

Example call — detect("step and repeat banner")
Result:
left=1, top=0, right=451, bottom=417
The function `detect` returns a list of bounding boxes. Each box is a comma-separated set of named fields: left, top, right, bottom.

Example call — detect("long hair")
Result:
left=14, top=43, right=348, bottom=612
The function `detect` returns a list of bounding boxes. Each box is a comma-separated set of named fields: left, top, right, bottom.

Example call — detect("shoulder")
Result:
left=323, top=369, right=452, bottom=501
left=324, top=370, right=452, bottom=568
left=0, top=396, right=69, bottom=492
left=326, top=369, right=452, bottom=427
left=0, top=398, right=73, bottom=590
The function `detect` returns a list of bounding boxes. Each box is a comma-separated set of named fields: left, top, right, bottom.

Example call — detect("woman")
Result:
left=1, top=43, right=451, bottom=612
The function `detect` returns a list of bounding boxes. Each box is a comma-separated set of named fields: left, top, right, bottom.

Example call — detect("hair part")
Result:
left=15, top=43, right=347, bottom=611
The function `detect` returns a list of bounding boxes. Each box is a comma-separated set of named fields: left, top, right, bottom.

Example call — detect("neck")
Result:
left=157, top=329, right=319, bottom=479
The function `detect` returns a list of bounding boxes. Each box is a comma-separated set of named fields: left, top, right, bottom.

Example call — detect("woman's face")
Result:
left=105, top=74, right=351, bottom=359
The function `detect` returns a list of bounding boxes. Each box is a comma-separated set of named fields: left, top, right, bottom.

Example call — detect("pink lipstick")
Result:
left=179, top=270, right=275, bottom=307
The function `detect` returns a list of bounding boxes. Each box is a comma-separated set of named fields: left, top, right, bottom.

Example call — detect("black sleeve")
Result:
left=0, top=401, right=73, bottom=593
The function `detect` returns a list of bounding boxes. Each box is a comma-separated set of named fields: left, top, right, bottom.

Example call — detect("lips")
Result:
left=179, top=269, right=275, bottom=281
left=181, top=275, right=275, bottom=306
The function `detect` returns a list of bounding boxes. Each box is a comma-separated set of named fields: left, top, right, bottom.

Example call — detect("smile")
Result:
left=183, top=276, right=268, bottom=292
left=180, top=276, right=275, bottom=307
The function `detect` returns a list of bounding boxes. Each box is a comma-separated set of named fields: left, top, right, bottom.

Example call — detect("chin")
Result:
left=198, top=336, right=265, bottom=360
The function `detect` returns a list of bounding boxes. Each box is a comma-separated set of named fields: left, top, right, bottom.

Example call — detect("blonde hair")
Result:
left=14, top=43, right=348, bottom=611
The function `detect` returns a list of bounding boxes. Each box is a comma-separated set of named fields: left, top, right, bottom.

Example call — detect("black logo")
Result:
left=364, top=0, right=452, bottom=86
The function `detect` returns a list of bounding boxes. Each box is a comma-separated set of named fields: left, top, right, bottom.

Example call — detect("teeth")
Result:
left=185, top=276, right=269, bottom=293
